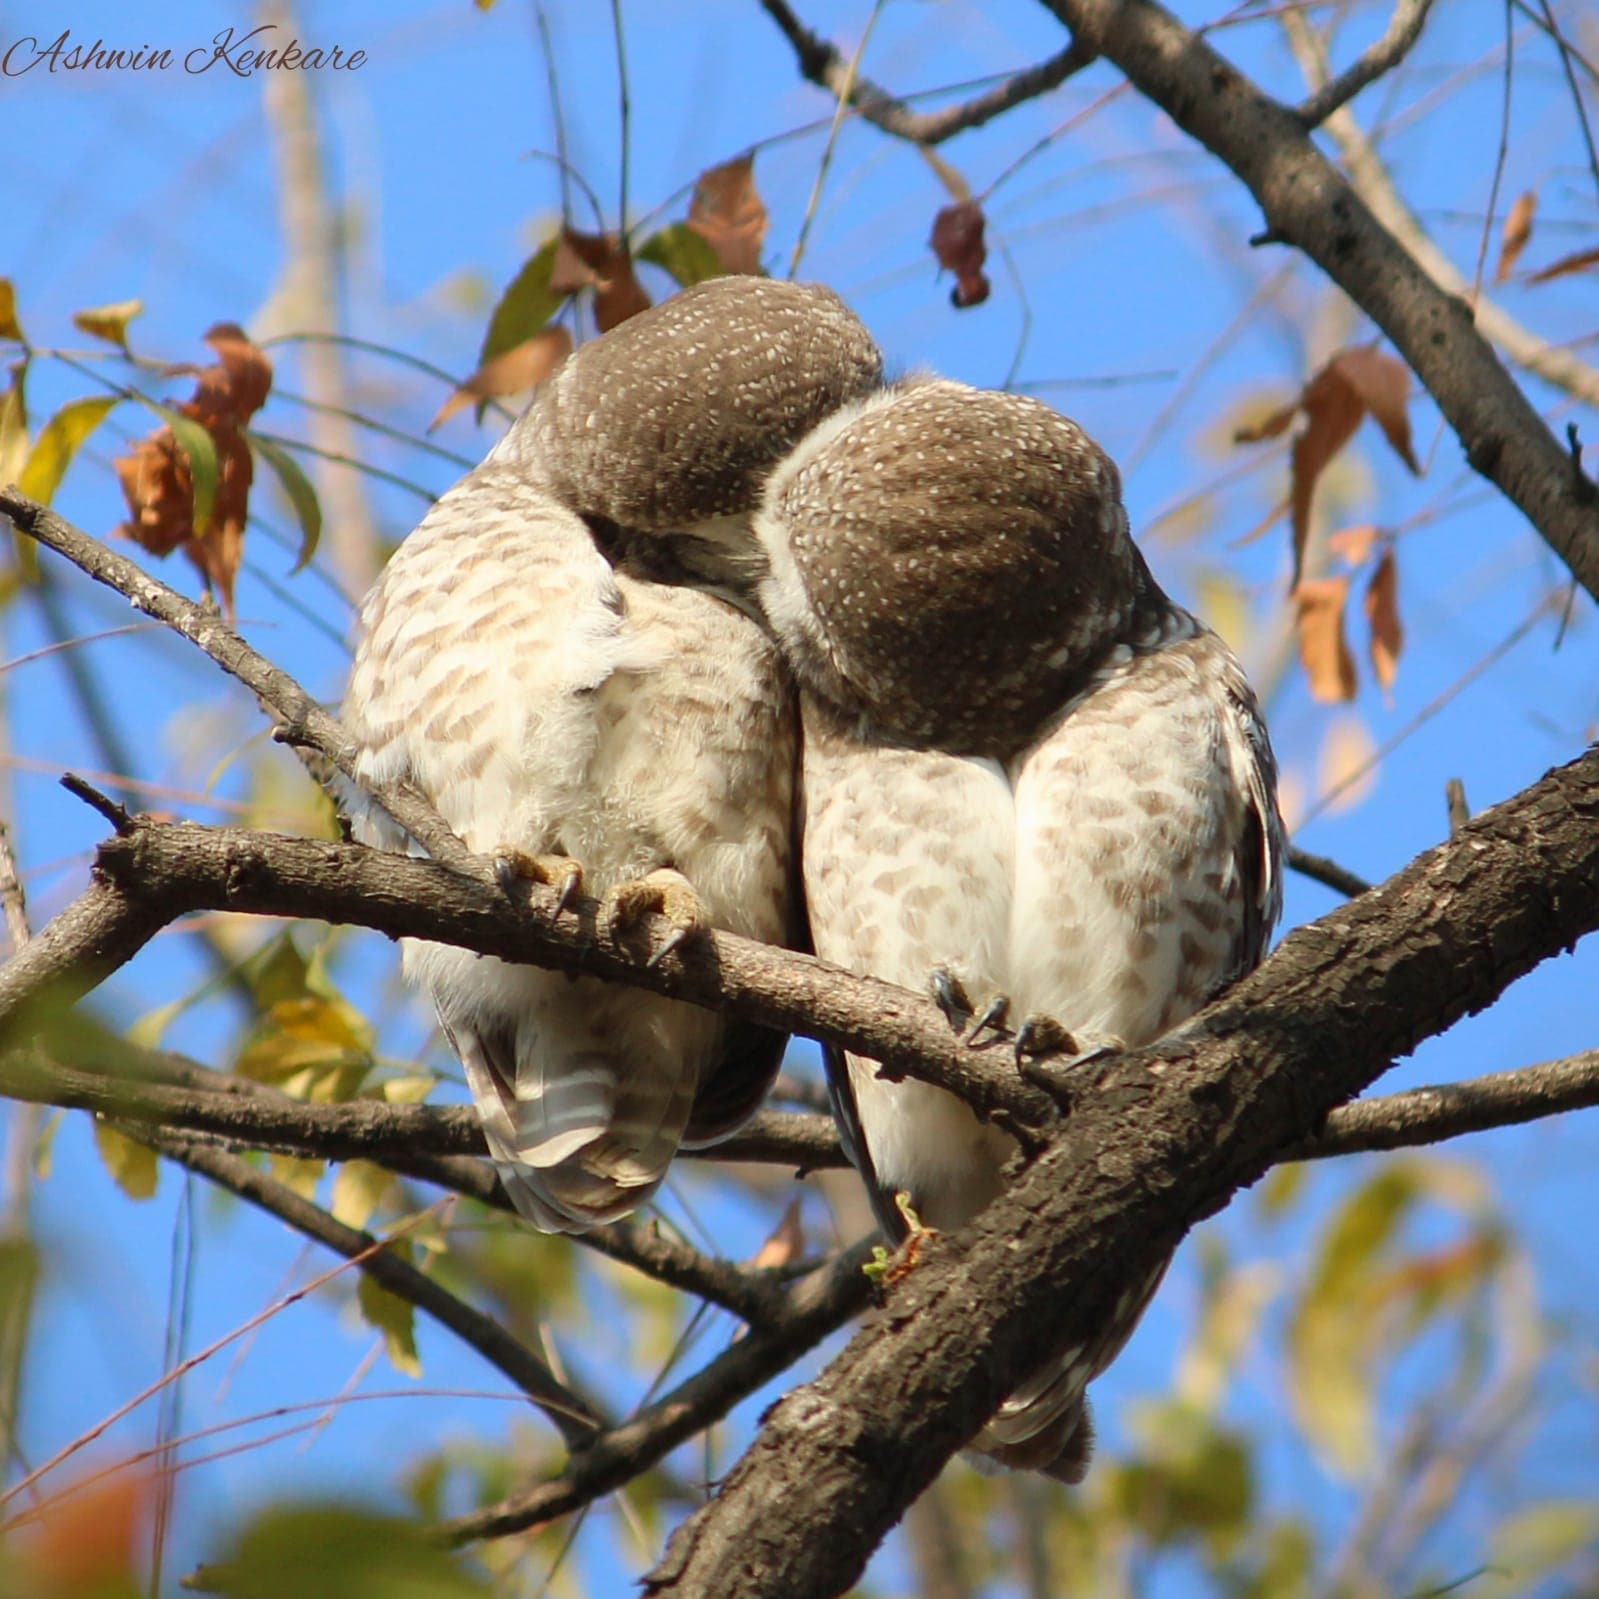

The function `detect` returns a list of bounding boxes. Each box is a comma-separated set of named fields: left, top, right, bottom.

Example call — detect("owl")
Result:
left=746, top=378, right=1285, bottom=1478
left=341, top=277, right=884, bottom=1232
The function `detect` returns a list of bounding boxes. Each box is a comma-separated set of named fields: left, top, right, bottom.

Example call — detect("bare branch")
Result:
left=0, top=822, right=29, bottom=953
left=1285, top=844, right=1372, bottom=898
left=757, top=0, right=1095, bottom=146
left=1294, top=1050, right=1599, bottom=1159
left=1035, top=0, right=1599, bottom=601
left=120, top=1123, right=602, bottom=1449
left=436, top=1238, right=876, bottom=1544
left=0, top=488, right=472, bottom=872
left=640, top=737, right=1599, bottom=1593
left=1296, top=0, right=1436, bottom=129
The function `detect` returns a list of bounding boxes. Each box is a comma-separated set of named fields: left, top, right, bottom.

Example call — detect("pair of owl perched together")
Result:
left=342, top=277, right=1283, bottom=1481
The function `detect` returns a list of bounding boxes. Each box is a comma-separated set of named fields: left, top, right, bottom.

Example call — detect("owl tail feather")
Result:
left=448, top=1019, right=697, bottom=1235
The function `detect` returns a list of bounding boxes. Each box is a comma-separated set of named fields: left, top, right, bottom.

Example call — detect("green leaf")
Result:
left=147, top=401, right=219, bottom=538
left=247, top=431, right=322, bottom=572
left=636, top=222, right=727, bottom=290
left=16, top=395, right=119, bottom=506
left=358, top=1260, right=422, bottom=1378
left=0, top=279, right=24, bottom=343
left=72, top=298, right=143, bottom=350
left=476, top=235, right=563, bottom=368
left=93, top=1120, right=159, bottom=1200
left=32, top=1109, right=62, bottom=1180
left=191, top=1503, right=491, bottom=1598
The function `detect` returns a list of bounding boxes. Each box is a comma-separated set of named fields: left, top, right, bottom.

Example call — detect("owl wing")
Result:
left=343, top=463, right=795, bottom=1232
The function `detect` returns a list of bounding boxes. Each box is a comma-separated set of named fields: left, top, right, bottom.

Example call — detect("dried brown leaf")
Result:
left=930, top=200, right=991, bottom=309
left=688, top=152, right=768, bottom=275
left=1526, top=245, right=1599, bottom=285
left=1364, top=545, right=1403, bottom=698
left=1288, top=365, right=1363, bottom=582
left=1327, top=523, right=1382, bottom=567
left=1293, top=576, right=1359, bottom=703
left=1233, top=402, right=1298, bottom=445
left=111, top=323, right=270, bottom=616
left=1330, top=348, right=1419, bottom=474
left=748, top=1197, right=806, bottom=1271
left=550, top=227, right=650, bottom=332
left=1495, top=191, right=1537, bottom=283
left=429, top=326, right=573, bottom=431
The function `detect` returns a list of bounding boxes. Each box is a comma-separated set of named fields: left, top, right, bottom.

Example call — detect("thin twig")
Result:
left=757, top=0, right=1096, bottom=147
left=1296, top=0, right=1436, bottom=127
left=1285, top=844, right=1372, bottom=898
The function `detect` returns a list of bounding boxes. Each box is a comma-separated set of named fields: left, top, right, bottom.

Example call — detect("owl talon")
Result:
left=964, top=993, right=1011, bottom=1048
left=928, top=965, right=974, bottom=1031
left=604, top=868, right=707, bottom=965
left=1012, top=1013, right=1078, bottom=1065
left=494, top=848, right=584, bottom=915
left=1016, top=1025, right=1126, bottom=1106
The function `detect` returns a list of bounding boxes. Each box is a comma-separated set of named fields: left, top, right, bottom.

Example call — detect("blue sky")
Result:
left=1, top=1, right=1596, bottom=1593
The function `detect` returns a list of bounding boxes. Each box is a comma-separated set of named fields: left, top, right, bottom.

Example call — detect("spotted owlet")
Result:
left=747, top=377, right=1285, bottom=1479
left=341, top=278, right=884, bottom=1232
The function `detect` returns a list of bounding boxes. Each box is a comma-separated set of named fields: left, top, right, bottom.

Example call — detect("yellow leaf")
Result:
left=17, top=396, right=119, bottom=506
left=379, top=1074, right=436, bottom=1105
left=72, top=298, right=143, bottom=350
left=270, top=1154, right=323, bottom=1199
left=359, top=1262, right=421, bottom=1378
left=1194, top=570, right=1250, bottom=654
left=331, top=1160, right=392, bottom=1231
left=0, top=362, right=28, bottom=485
left=0, top=279, right=23, bottom=343
left=1317, top=716, right=1377, bottom=815
left=93, top=1120, right=158, bottom=1200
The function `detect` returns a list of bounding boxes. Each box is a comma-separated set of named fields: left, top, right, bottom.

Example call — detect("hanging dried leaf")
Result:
left=1326, top=523, right=1382, bottom=568
left=1495, top=191, right=1536, bottom=283
left=1526, top=245, right=1599, bottom=285
left=748, top=1197, right=806, bottom=1271
left=687, top=151, right=767, bottom=275
left=1292, top=576, right=1358, bottom=703
left=72, top=297, right=144, bottom=350
left=1364, top=545, right=1403, bottom=698
left=477, top=236, right=563, bottom=367
left=550, top=227, right=651, bottom=332
left=111, top=323, right=272, bottom=617
left=429, top=326, right=572, bottom=432
left=1239, top=347, right=1420, bottom=582
left=930, top=200, right=991, bottom=309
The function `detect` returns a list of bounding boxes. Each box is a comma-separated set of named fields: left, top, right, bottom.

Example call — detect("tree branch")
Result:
left=1285, top=843, right=1371, bottom=898
left=756, top=0, right=1095, bottom=146
left=640, top=739, right=1599, bottom=1595
left=435, top=1237, right=877, bottom=1544
left=119, top=1123, right=603, bottom=1449
left=0, top=487, right=473, bottom=872
left=1033, top=0, right=1599, bottom=603
left=1295, top=0, right=1436, bottom=129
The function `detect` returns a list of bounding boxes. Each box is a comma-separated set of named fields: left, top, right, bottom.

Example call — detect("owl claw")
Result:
left=494, top=848, right=584, bottom=915
left=928, top=964, right=974, bottom=1030
left=603, top=868, right=707, bottom=966
left=1015, top=1021, right=1126, bottom=1106
left=1012, top=1013, right=1078, bottom=1065
left=964, top=993, right=1011, bottom=1048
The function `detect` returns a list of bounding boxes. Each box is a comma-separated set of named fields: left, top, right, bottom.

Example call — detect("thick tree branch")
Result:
left=115, top=1122, right=602, bottom=1450
left=1033, top=0, right=1599, bottom=602
left=640, top=740, right=1599, bottom=1596
left=756, top=0, right=1095, bottom=146
left=0, top=488, right=472, bottom=871
left=0, top=819, right=1058, bottom=1135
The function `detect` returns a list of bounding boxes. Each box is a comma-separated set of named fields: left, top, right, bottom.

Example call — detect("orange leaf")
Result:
left=1495, top=191, right=1536, bottom=283
left=1288, top=364, right=1363, bottom=582
left=748, top=1196, right=806, bottom=1271
left=22, top=1468, right=151, bottom=1595
left=429, top=326, right=573, bottom=431
left=1526, top=244, right=1599, bottom=285
left=1364, top=545, right=1403, bottom=698
left=550, top=228, right=651, bottom=332
left=1327, top=523, right=1381, bottom=567
left=1293, top=576, right=1358, bottom=703
left=1330, top=348, right=1419, bottom=475
left=930, top=200, right=991, bottom=309
left=111, top=322, right=270, bottom=616
left=687, top=152, right=768, bottom=275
